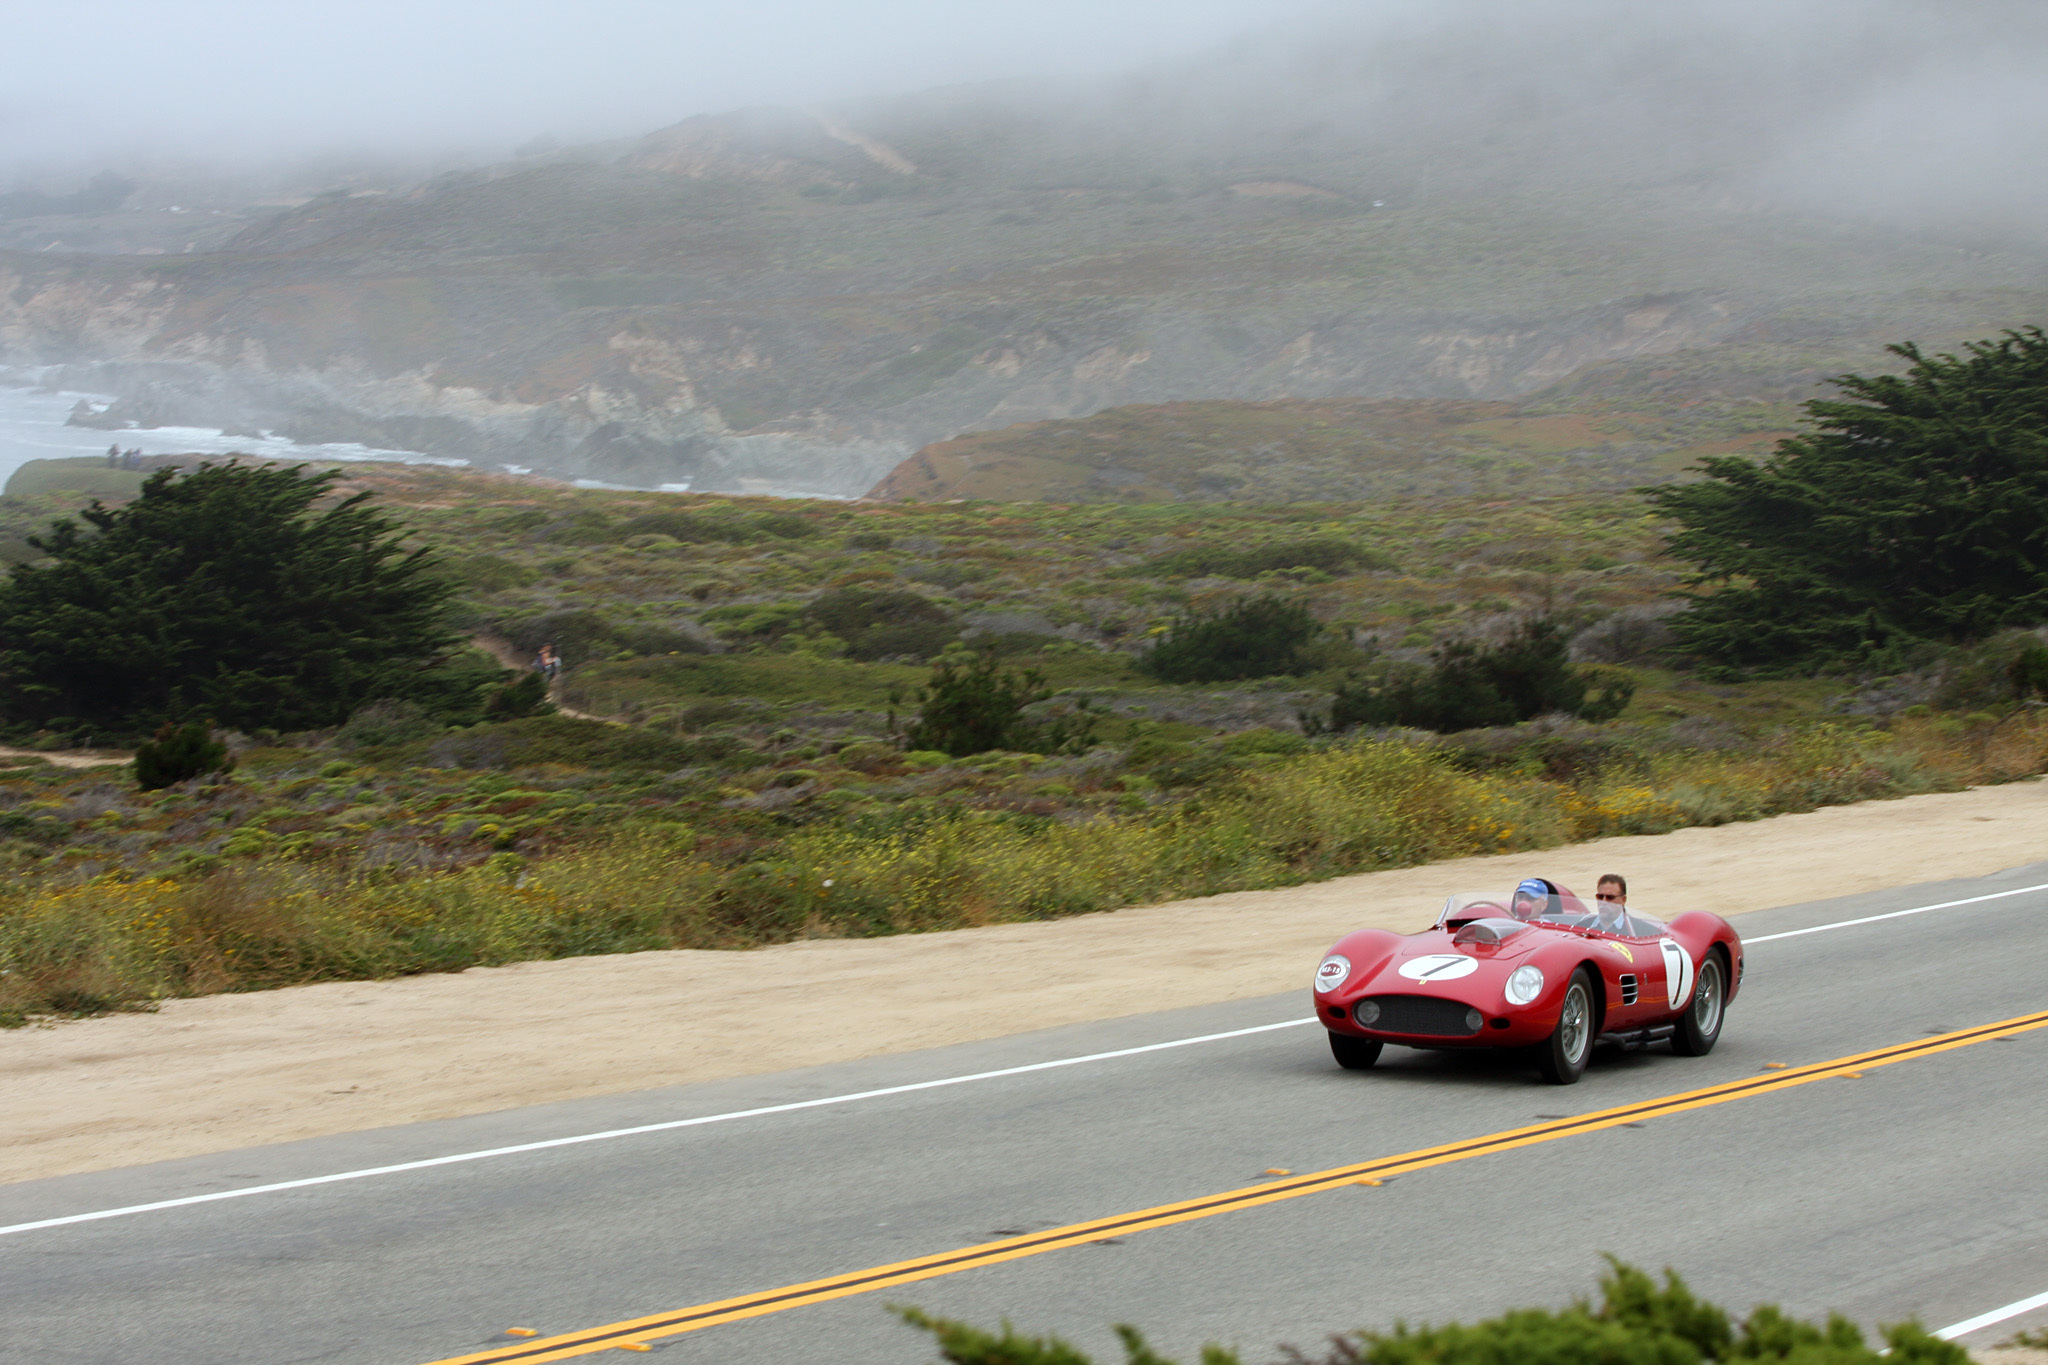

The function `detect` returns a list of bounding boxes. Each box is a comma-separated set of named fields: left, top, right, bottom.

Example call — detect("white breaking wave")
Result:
left=0, top=369, right=458, bottom=491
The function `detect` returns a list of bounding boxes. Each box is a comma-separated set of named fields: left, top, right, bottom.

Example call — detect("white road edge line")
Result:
left=1937, top=1288, right=2048, bottom=1339
left=5, top=875, right=2043, bottom=1239
left=1742, top=880, right=2048, bottom=944
left=0, top=1019, right=1316, bottom=1238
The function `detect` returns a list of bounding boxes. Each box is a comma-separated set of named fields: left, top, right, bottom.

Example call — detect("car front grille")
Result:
left=1356, top=994, right=1482, bottom=1037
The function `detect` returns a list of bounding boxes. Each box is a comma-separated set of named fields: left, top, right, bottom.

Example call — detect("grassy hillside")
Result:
left=8, top=459, right=2048, bottom=1023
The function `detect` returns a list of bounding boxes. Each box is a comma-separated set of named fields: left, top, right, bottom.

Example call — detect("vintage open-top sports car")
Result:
left=1312, top=880, right=1744, bottom=1083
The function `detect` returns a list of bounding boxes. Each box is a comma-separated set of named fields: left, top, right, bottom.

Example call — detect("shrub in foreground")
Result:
left=898, top=1259, right=1970, bottom=1365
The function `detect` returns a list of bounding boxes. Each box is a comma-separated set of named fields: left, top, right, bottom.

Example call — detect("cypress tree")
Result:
left=0, top=462, right=463, bottom=737
left=1649, top=328, right=2048, bottom=675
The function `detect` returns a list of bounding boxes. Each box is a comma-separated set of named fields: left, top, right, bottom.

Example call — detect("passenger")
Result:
left=1593, top=873, right=1640, bottom=936
left=1510, top=877, right=1559, bottom=922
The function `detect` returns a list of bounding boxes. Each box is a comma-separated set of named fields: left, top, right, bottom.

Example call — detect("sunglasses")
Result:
left=1595, top=892, right=1623, bottom=901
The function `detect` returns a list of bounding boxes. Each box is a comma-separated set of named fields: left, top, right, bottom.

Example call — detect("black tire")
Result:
left=1329, top=1032, right=1384, bottom=1070
left=1537, top=969, right=1596, bottom=1085
left=1671, top=950, right=1727, bottom=1056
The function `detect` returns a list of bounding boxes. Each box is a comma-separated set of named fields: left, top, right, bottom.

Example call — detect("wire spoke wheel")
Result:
left=1538, top=970, right=1596, bottom=1084
left=1673, top=952, right=1727, bottom=1056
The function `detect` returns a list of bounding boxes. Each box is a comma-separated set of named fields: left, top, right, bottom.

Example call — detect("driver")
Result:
left=1593, top=874, right=1642, bottom=936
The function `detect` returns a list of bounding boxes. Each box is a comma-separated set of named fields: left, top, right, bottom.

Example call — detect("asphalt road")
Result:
left=6, top=865, right=2048, bottom=1365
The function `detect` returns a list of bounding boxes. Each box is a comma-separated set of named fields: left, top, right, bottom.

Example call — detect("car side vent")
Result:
left=1620, top=974, right=1639, bottom=1006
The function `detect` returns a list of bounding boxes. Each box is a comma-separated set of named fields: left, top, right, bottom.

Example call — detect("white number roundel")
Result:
left=1660, top=939, right=1695, bottom=1008
left=1397, top=954, right=1478, bottom=983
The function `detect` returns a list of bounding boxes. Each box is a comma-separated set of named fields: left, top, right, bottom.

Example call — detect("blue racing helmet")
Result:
left=1511, top=877, right=1555, bottom=920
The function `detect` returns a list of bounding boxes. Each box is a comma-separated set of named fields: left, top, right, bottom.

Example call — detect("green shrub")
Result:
left=750, top=512, right=816, bottom=540
left=1330, top=618, right=1634, bottom=733
left=618, top=511, right=722, bottom=543
left=490, top=508, right=550, bottom=534
left=616, top=510, right=814, bottom=544
left=497, top=610, right=700, bottom=666
left=898, top=1260, right=1971, bottom=1365
left=1140, top=595, right=1322, bottom=683
left=335, top=699, right=443, bottom=751
left=700, top=602, right=807, bottom=645
left=414, top=715, right=740, bottom=770
left=1128, top=537, right=1394, bottom=580
left=901, top=650, right=1099, bottom=758
left=906, top=651, right=1052, bottom=757
left=2009, top=644, right=2048, bottom=699
left=806, top=587, right=957, bottom=661
left=537, top=511, right=617, bottom=545
left=134, top=721, right=232, bottom=790
left=480, top=671, right=556, bottom=720
left=447, top=554, right=538, bottom=592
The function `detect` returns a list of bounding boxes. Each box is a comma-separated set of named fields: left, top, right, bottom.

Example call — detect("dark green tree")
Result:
left=1649, top=328, right=2048, bottom=675
left=906, top=650, right=1094, bottom=757
left=0, top=462, right=464, bottom=738
left=132, top=720, right=233, bottom=791
left=1329, top=617, right=1633, bottom=733
left=1139, top=595, right=1322, bottom=683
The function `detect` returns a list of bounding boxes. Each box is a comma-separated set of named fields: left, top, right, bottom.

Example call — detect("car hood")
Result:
left=1342, top=927, right=1544, bottom=994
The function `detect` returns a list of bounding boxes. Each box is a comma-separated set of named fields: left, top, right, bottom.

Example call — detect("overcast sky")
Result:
left=2, top=0, right=1324, bottom=177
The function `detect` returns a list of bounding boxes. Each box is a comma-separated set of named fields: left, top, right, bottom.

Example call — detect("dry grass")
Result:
left=7, top=714, right=2043, bottom=1025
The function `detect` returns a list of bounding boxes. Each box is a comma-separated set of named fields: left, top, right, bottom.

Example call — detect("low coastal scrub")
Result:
left=4, top=709, right=2044, bottom=1025
left=898, top=1259, right=1970, bottom=1365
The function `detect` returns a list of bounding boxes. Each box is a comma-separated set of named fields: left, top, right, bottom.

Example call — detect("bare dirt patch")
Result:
left=0, top=744, right=128, bottom=770
left=3, top=780, right=2044, bottom=1185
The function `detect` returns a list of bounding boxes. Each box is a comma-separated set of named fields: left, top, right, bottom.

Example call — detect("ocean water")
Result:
left=0, top=369, right=460, bottom=491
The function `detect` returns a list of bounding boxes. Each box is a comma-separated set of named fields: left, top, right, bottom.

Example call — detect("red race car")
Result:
left=1312, top=878, right=1744, bottom=1084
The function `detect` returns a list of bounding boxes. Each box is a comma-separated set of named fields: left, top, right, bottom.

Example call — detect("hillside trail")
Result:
left=470, top=635, right=614, bottom=723
left=0, top=744, right=129, bottom=770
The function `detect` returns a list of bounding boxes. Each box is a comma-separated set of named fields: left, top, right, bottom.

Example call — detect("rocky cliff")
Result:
left=4, top=8, right=2044, bottom=497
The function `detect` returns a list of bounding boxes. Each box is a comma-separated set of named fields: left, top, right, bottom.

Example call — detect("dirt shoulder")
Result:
left=3, top=780, right=2044, bottom=1186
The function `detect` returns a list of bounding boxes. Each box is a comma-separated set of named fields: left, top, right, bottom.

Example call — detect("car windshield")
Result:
left=1438, top=888, right=1665, bottom=937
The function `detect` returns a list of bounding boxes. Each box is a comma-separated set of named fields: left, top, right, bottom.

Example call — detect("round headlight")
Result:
left=1505, top=964, right=1545, bottom=1006
left=1465, top=1008, right=1484, bottom=1032
left=1354, top=999, right=1381, bottom=1026
left=1314, top=954, right=1352, bottom=994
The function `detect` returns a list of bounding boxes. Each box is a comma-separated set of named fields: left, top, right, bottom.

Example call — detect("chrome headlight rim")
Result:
left=1504, top=964, right=1546, bottom=1006
left=1314, top=953, right=1352, bottom=995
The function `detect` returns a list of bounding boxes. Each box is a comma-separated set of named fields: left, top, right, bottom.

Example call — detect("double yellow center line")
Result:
left=424, top=1008, right=2048, bottom=1364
